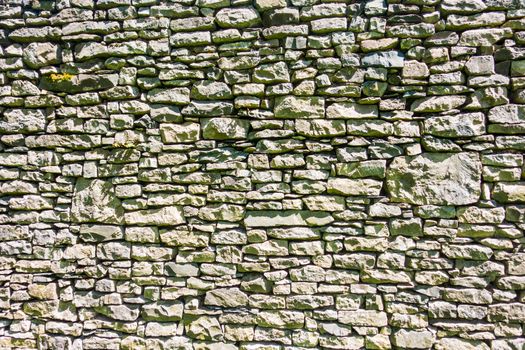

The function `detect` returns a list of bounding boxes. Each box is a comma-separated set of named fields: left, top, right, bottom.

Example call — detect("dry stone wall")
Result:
left=1, top=0, right=525, bottom=349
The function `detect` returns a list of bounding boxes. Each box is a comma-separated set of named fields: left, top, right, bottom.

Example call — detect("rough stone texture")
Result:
left=0, top=2, right=524, bottom=350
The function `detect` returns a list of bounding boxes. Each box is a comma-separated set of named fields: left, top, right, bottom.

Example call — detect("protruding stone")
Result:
left=274, top=96, right=325, bottom=119
left=201, top=118, right=249, bottom=140
left=386, top=152, right=482, bottom=205
left=71, top=179, right=124, bottom=224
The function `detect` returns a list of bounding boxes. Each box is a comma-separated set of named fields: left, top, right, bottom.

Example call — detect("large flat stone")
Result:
left=386, top=152, right=482, bottom=205
left=274, top=96, right=325, bottom=119
left=71, top=179, right=124, bottom=224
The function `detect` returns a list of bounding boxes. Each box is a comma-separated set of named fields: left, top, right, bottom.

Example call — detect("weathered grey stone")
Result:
left=362, top=51, right=405, bottom=68
left=23, top=42, right=61, bottom=68
left=216, top=7, right=261, bottom=28
left=171, top=31, right=212, bottom=46
left=160, top=123, right=200, bottom=143
left=182, top=101, right=234, bottom=117
left=442, top=244, right=493, bottom=260
left=392, top=330, right=435, bottom=349
left=40, top=73, right=118, bottom=93
left=0, top=109, right=46, bottom=134
left=295, top=119, right=345, bottom=138
left=424, top=112, right=485, bottom=137
left=201, top=118, right=249, bottom=140
left=492, top=182, right=525, bottom=203
left=339, top=310, right=388, bottom=327
left=125, top=206, right=185, bottom=226
left=386, top=152, right=482, bottom=205
left=411, top=95, right=467, bottom=113
left=71, top=179, right=124, bottom=224
left=327, top=178, right=383, bottom=196
left=274, top=96, right=325, bottom=119
left=326, top=102, right=378, bottom=119
left=435, top=338, right=489, bottom=350
left=142, top=301, right=183, bottom=321
left=191, top=81, right=232, bottom=100
left=256, top=310, right=304, bottom=329
left=185, top=316, right=223, bottom=341
left=244, top=211, right=333, bottom=227
left=205, top=288, right=249, bottom=307
left=253, top=61, right=290, bottom=83
left=147, top=88, right=190, bottom=105
left=80, top=225, right=123, bottom=242
left=459, top=28, right=513, bottom=46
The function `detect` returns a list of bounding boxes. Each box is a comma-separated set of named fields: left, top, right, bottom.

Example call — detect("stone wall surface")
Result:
left=1, top=0, right=525, bottom=349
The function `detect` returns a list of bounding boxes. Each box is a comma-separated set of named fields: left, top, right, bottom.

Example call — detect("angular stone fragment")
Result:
left=95, top=304, right=139, bottom=321
left=360, top=38, right=398, bottom=52
left=392, top=329, right=435, bottom=349
left=492, top=182, right=525, bottom=203
left=362, top=51, right=404, bottom=68
left=142, top=301, right=183, bottom=321
left=256, top=310, right=304, bottom=329
left=465, top=56, right=494, bottom=75
left=147, top=88, right=190, bottom=105
left=459, top=28, right=513, bottom=46
left=205, top=288, right=249, bottom=307
left=386, top=152, right=482, bottom=205
left=295, top=119, right=345, bottom=138
left=244, top=211, right=333, bottom=227
left=443, top=288, right=492, bottom=304
left=442, top=244, right=493, bottom=260
left=488, top=104, right=525, bottom=124
left=201, top=118, right=249, bottom=139
left=262, top=24, right=309, bottom=39
left=327, top=178, right=382, bottom=196
left=71, top=179, right=124, bottom=224
left=243, top=240, right=288, bottom=256
left=160, top=123, right=200, bottom=143
left=267, top=227, right=319, bottom=240
left=274, top=96, right=325, bottom=119
left=336, top=160, right=386, bottom=179
left=411, top=95, right=467, bottom=112
left=253, top=61, right=290, bottom=83
left=79, top=225, right=123, bottom=242
left=97, top=241, right=131, bottom=260
left=488, top=303, right=525, bottom=322
left=23, top=42, right=61, bottom=68
left=182, top=101, right=234, bottom=117
left=0, top=225, right=30, bottom=241
left=435, top=338, right=489, bottom=350
left=0, top=109, right=46, bottom=134
left=326, top=102, right=378, bottom=119
left=457, top=207, right=505, bottom=224
left=424, top=112, right=485, bottom=137
left=198, top=204, right=245, bottom=222
left=185, top=316, right=223, bottom=340
left=216, top=7, right=261, bottom=28
left=171, top=31, right=212, bottom=46
left=40, top=74, right=118, bottom=93
left=361, top=269, right=412, bottom=283
left=441, top=0, right=487, bottom=13
left=339, top=310, right=388, bottom=327
left=191, top=81, right=232, bottom=100
left=402, top=60, right=429, bottom=78
left=218, top=56, right=260, bottom=70
left=386, top=23, right=435, bottom=38
left=125, top=206, right=185, bottom=226
left=346, top=120, right=393, bottom=136
left=303, top=195, right=345, bottom=211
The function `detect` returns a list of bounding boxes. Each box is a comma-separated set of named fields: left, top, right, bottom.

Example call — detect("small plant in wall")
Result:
left=48, top=72, right=74, bottom=82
